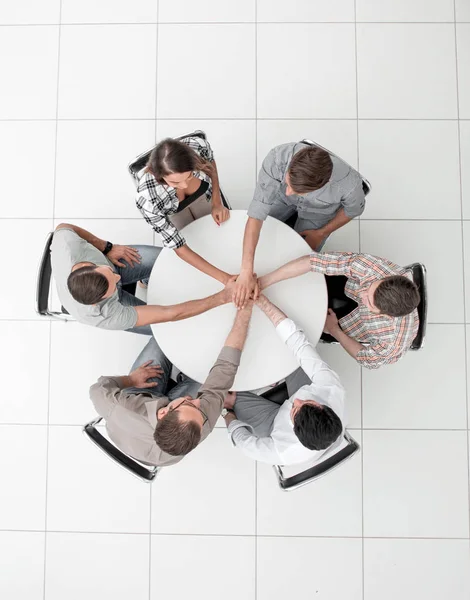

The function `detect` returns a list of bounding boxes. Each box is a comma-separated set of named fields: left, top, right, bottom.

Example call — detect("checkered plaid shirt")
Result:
left=310, top=252, right=419, bottom=369
left=135, top=136, right=214, bottom=249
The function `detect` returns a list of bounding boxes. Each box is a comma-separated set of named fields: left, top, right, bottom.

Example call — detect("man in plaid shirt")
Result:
left=258, top=252, right=420, bottom=369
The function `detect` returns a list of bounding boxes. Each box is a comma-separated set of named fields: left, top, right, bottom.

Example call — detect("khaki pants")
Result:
left=169, top=196, right=212, bottom=230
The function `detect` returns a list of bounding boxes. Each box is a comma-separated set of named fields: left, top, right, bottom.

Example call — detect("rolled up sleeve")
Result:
left=341, top=177, right=366, bottom=219
left=248, top=148, right=285, bottom=221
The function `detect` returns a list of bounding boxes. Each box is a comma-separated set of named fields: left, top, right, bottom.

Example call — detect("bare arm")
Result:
left=225, top=301, right=254, bottom=350
left=258, top=255, right=311, bottom=291
left=232, top=217, right=263, bottom=308
left=301, top=208, right=351, bottom=251
left=209, top=160, right=230, bottom=226
left=254, top=294, right=287, bottom=328
left=134, top=289, right=228, bottom=327
left=175, top=244, right=230, bottom=284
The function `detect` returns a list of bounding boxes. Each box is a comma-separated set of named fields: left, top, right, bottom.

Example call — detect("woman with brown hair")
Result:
left=136, top=135, right=231, bottom=283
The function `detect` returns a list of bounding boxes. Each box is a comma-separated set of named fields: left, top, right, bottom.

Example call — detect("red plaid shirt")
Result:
left=310, top=252, right=419, bottom=369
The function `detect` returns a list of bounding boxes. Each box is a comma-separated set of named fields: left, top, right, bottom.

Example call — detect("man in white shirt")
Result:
left=222, top=294, right=345, bottom=466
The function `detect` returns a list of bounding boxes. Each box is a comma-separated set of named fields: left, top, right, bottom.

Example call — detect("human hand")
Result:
left=224, top=391, right=236, bottom=410
left=300, top=229, right=326, bottom=251
left=221, top=276, right=238, bottom=303
left=324, top=308, right=340, bottom=336
left=211, top=202, right=230, bottom=226
left=128, top=360, right=164, bottom=388
left=107, top=245, right=141, bottom=268
left=233, top=270, right=257, bottom=309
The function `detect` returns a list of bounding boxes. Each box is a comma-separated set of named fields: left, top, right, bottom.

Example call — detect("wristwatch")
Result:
left=103, top=241, right=113, bottom=255
left=221, top=408, right=234, bottom=418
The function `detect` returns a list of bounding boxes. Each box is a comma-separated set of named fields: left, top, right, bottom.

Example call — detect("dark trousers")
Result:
left=320, top=276, right=357, bottom=343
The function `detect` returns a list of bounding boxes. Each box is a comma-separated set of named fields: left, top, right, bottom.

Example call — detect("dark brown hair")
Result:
left=153, top=410, right=201, bottom=456
left=146, top=138, right=213, bottom=184
left=288, top=146, right=333, bottom=194
left=373, top=275, right=420, bottom=317
left=67, top=265, right=108, bottom=305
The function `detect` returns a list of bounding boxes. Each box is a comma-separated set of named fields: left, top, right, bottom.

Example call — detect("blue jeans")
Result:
left=126, top=336, right=201, bottom=400
left=116, top=245, right=161, bottom=336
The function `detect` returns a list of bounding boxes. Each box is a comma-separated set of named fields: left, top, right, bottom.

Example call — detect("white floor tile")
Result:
left=356, top=0, right=454, bottom=22
left=157, top=25, right=255, bottom=119
left=0, top=122, right=56, bottom=218
left=49, top=322, right=148, bottom=425
left=58, top=25, right=156, bottom=119
left=151, top=429, right=255, bottom=534
left=257, top=24, right=356, bottom=118
left=55, top=120, right=155, bottom=218
left=61, top=0, right=157, bottom=23
left=360, top=220, right=464, bottom=323
left=0, top=26, right=59, bottom=119
left=322, top=219, right=360, bottom=253
left=465, top=326, right=470, bottom=427
left=461, top=121, right=470, bottom=217
left=0, top=0, right=59, bottom=24
left=150, top=535, right=255, bottom=600
left=46, top=426, right=150, bottom=532
left=357, top=24, right=457, bottom=118
left=457, top=25, right=470, bottom=120
left=363, top=325, right=467, bottom=429
left=363, top=430, right=469, bottom=537
left=257, top=537, right=363, bottom=600
left=456, top=0, right=470, bottom=21
left=358, top=120, right=461, bottom=219
left=45, top=532, right=149, bottom=600
left=0, top=321, right=50, bottom=424
left=0, top=425, right=47, bottom=530
left=257, top=0, right=355, bottom=22
left=0, top=219, right=53, bottom=319
left=318, top=345, right=361, bottom=427
left=256, top=120, right=358, bottom=172
left=364, top=539, right=470, bottom=600
left=159, top=0, right=255, bottom=22
left=0, top=531, right=45, bottom=600
left=257, top=439, right=362, bottom=536
left=157, top=120, right=256, bottom=210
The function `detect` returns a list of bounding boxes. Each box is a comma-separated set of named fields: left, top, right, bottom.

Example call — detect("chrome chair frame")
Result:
left=83, top=417, right=159, bottom=483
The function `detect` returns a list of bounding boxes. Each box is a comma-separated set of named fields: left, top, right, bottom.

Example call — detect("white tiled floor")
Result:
left=1, top=1, right=469, bottom=599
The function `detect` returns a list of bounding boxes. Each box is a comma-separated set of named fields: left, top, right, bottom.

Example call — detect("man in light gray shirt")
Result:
left=233, top=142, right=366, bottom=308
left=89, top=301, right=253, bottom=466
left=51, top=223, right=234, bottom=335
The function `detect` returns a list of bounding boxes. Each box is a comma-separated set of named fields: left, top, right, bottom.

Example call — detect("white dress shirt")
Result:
left=228, top=318, right=346, bottom=465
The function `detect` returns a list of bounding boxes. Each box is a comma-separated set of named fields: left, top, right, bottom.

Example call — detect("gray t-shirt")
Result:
left=50, top=228, right=137, bottom=330
left=248, top=142, right=365, bottom=228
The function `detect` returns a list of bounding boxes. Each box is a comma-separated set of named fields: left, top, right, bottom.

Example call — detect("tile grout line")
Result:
left=254, top=6, right=258, bottom=599
left=453, top=0, right=470, bottom=541
left=43, top=2, right=62, bottom=597
left=1, top=21, right=469, bottom=26
left=2, top=117, right=470, bottom=122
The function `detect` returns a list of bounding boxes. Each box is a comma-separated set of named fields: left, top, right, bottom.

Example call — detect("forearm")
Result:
left=225, top=307, right=253, bottom=351
left=241, top=218, right=263, bottom=273
left=175, top=244, right=229, bottom=284
left=56, top=223, right=106, bottom=252
left=135, top=293, right=223, bottom=327
left=210, top=160, right=222, bottom=204
left=259, top=255, right=310, bottom=290
left=329, top=326, right=365, bottom=360
left=317, top=208, right=351, bottom=236
left=256, top=295, right=287, bottom=327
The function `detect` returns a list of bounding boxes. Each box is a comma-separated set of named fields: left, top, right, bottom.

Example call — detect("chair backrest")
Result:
left=300, top=138, right=371, bottom=196
left=128, top=130, right=208, bottom=189
left=274, top=431, right=360, bottom=491
left=405, top=262, right=427, bottom=350
left=261, top=382, right=359, bottom=491
left=36, top=231, right=72, bottom=320
left=83, top=417, right=159, bottom=483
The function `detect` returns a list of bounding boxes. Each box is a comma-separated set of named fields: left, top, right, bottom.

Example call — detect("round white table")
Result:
left=148, top=210, right=327, bottom=391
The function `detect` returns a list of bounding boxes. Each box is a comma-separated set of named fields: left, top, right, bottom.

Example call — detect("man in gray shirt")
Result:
left=233, top=142, right=366, bottom=308
left=51, top=223, right=234, bottom=335
left=89, top=301, right=253, bottom=466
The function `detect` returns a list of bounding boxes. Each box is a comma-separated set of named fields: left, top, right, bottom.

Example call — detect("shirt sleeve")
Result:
left=136, top=179, right=186, bottom=250
left=197, top=346, right=241, bottom=429
left=95, top=302, right=138, bottom=331
left=227, top=421, right=282, bottom=464
left=89, top=376, right=129, bottom=419
left=340, top=176, right=366, bottom=219
left=247, top=147, right=285, bottom=221
left=189, top=136, right=214, bottom=163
